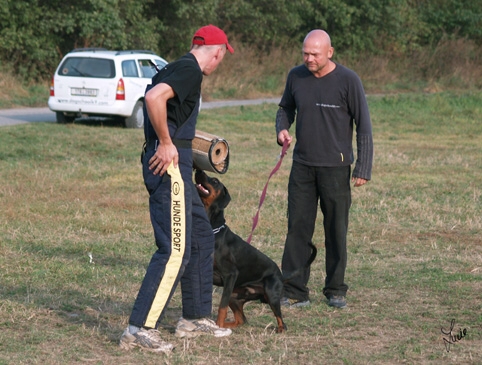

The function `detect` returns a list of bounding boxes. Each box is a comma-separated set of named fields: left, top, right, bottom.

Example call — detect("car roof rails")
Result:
left=71, top=48, right=109, bottom=53
left=115, top=50, right=156, bottom=55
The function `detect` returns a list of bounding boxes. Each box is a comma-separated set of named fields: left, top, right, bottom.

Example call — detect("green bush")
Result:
left=0, top=0, right=480, bottom=81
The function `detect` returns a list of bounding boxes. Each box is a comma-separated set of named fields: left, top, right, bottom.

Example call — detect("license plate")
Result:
left=71, top=88, right=98, bottom=96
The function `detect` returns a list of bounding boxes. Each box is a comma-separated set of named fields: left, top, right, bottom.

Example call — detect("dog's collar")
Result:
left=212, top=225, right=226, bottom=235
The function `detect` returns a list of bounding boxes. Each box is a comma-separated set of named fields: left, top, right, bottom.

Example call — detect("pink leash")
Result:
left=247, top=139, right=289, bottom=244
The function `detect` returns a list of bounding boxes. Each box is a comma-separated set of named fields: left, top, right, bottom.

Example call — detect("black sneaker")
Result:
left=328, top=295, right=347, bottom=309
left=280, top=297, right=290, bottom=307
left=280, top=297, right=311, bottom=308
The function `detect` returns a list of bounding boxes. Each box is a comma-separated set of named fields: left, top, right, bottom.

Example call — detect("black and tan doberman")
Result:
left=194, top=169, right=316, bottom=333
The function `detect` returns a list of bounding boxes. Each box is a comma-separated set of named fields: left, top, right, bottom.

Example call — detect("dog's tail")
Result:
left=282, top=242, right=317, bottom=283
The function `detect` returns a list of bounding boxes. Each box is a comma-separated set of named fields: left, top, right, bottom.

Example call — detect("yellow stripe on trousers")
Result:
left=145, top=162, right=186, bottom=328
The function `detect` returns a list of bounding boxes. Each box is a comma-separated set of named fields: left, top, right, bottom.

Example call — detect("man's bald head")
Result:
left=304, top=29, right=332, bottom=47
left=302, top=29, right=335, bottom=78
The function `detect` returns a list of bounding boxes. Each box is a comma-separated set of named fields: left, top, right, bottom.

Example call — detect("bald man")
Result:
left=276, top=29, right=373, bottom=309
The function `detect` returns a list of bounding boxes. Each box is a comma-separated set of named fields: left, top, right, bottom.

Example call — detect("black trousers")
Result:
left=281, top=161, right=351, bottom=301
left=129, top=148, right=214, bottom=329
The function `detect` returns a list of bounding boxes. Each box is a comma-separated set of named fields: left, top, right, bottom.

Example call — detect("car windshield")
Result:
left=58, top=57, right=115, bottom=78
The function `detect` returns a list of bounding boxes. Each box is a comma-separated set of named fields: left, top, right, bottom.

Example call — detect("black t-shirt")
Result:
left=276, top=63, right=373, bottom=179
left=145, top=53, right=202, bottom=141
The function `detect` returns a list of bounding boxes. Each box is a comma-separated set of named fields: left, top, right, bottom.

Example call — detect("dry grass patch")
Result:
left=1, top=92, right=481, bottom=364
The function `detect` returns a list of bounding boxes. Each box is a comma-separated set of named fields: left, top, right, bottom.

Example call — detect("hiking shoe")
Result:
left=291, top=299, right=311, bottom=308
left=280, top=297, right=290, bottom=307
left=175, top=317, right=232, bottom=338
left=280, top=297, right=311, bottom=308
left=328, top=295, right=347, bottom=309
left=119, top=327, right=174, bottom=353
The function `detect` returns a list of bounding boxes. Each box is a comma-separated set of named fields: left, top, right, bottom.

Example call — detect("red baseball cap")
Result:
left=192, top=25, right=234, bottom=54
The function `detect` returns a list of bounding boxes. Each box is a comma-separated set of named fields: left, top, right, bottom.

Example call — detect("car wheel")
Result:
left=125, top=100, right=144, bottom=128
left=56, top=112, right=75, bottom=123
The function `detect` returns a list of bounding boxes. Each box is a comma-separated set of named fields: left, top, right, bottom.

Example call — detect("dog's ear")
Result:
left=221, top=186, right=231, bottom=208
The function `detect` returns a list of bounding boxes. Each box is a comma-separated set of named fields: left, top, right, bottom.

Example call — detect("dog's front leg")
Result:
left=216, top=271, right=238, bottom=328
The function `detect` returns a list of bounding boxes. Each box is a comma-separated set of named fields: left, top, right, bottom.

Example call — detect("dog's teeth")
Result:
left=196, top=184, right=209, bottom=195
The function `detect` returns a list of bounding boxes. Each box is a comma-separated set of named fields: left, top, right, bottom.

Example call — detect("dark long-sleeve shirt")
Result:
left=276, top=63, right=373, bottom=180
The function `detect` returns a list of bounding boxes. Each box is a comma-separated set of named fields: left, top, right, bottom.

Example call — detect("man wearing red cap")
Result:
left=120, top=25, right=234, bottom=353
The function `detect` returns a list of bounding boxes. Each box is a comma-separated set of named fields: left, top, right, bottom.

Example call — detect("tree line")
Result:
left=1, top=0, right=480, bottom=81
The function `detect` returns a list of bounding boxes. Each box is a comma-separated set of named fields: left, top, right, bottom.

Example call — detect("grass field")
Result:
left=1, top=91, right=481, bottom=364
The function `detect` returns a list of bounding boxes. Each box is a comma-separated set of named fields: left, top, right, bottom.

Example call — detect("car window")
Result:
left=58, top=57, right=115, bottom=78
left=122, top=60, right=139, bottom=77
left=138, top=59, right=159, bottom=78
left=154, top=59, right=167, bottom=72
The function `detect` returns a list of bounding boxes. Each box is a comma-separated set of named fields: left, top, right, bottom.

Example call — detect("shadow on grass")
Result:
left=68, top=117, right=127, bottom=129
